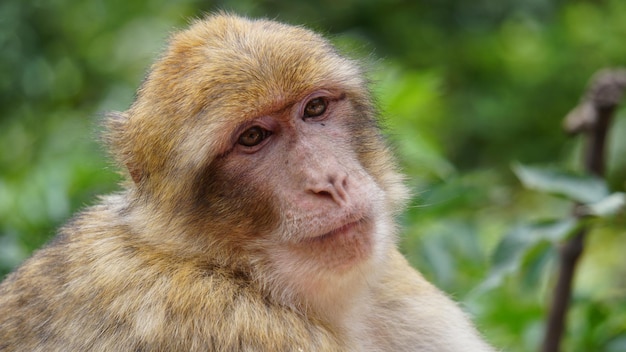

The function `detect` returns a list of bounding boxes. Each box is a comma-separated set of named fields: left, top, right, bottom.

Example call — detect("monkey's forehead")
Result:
left=136, top=13, right=365, bottom=123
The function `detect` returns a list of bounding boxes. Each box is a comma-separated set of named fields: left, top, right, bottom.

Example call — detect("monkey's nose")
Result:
left=309, top=172, right=350, bottom=206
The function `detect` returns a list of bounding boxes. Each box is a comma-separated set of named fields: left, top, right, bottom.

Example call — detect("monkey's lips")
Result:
left=291, top=216, right=374, bottom=269
left=309, top=218, right=366, bottom=243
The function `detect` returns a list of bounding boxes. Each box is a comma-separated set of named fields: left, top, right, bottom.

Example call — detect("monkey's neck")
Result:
left=253, top=246, right=386, bottom=332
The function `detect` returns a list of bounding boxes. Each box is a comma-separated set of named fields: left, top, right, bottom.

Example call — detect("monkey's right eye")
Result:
left=303, top=97, right=327, bottom=118
left=238, top=126, right=270, bottom=147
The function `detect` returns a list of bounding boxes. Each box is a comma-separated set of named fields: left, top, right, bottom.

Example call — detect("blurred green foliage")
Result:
left=1, top=0, right=625, bottom=351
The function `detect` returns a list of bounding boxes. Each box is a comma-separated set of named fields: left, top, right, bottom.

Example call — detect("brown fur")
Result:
left=0, top=14, right=495, bottom=351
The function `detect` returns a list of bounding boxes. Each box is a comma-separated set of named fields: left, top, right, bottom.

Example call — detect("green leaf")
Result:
left=581, top=192, right=626, bottom=217
left=512, top=163, right=609, bottom=203
left=475, top=218, right=579, bottom=293
left=519, top=242, right=554, bottom=290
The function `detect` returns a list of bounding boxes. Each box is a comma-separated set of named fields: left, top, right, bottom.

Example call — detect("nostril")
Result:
left=328, top=175, right=336, bottom=185
left=316, top=190, right=333, bottom=198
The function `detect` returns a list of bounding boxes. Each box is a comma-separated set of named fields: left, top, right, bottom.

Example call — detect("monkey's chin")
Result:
left=302, top=218, right=374, bottom=271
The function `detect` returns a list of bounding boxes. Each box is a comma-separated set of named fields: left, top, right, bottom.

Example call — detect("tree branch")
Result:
left=541, top=68, right=625, bottom=352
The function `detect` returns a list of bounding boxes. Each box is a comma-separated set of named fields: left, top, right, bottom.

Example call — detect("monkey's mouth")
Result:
left=309, top=218, right=366, bottom=243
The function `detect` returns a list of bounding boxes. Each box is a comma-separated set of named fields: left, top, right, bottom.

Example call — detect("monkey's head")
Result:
left=106, top=13, right=408, bottom=316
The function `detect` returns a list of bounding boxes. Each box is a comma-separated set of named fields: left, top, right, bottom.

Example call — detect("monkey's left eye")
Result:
left=303, top=97, right=327, bottom=118
left=238, top=126, right=270, bottom=147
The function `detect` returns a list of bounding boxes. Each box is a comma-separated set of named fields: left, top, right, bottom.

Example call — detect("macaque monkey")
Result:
left=0, top=14, right=495, bottom=351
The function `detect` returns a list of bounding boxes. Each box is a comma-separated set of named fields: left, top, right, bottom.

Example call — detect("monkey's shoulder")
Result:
left=0, top=201, right=344, bottom=351
left=359, top=251, right=496, bottom=352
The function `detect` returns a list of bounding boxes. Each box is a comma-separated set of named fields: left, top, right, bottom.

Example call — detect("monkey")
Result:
left=0, top=14, right=495, bottom=351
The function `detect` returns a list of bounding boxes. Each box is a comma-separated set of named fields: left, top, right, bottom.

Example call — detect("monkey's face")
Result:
left=194, top=84, right=395, bottom=310
left=114, top=16, right=405, bottom=306
left=211, top=88, right=390, bottom=271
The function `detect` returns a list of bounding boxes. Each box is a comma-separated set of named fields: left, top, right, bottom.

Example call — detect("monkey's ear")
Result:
left=103, top=111, right=143, bottom=184
left=126, top=162, right=143, bottom=184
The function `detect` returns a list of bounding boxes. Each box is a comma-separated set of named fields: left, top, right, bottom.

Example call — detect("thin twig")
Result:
left=541, top=69, right=625, bottom=352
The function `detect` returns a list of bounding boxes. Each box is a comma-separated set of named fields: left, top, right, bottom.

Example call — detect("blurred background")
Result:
left=1, top=0, right=625, bottom=351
